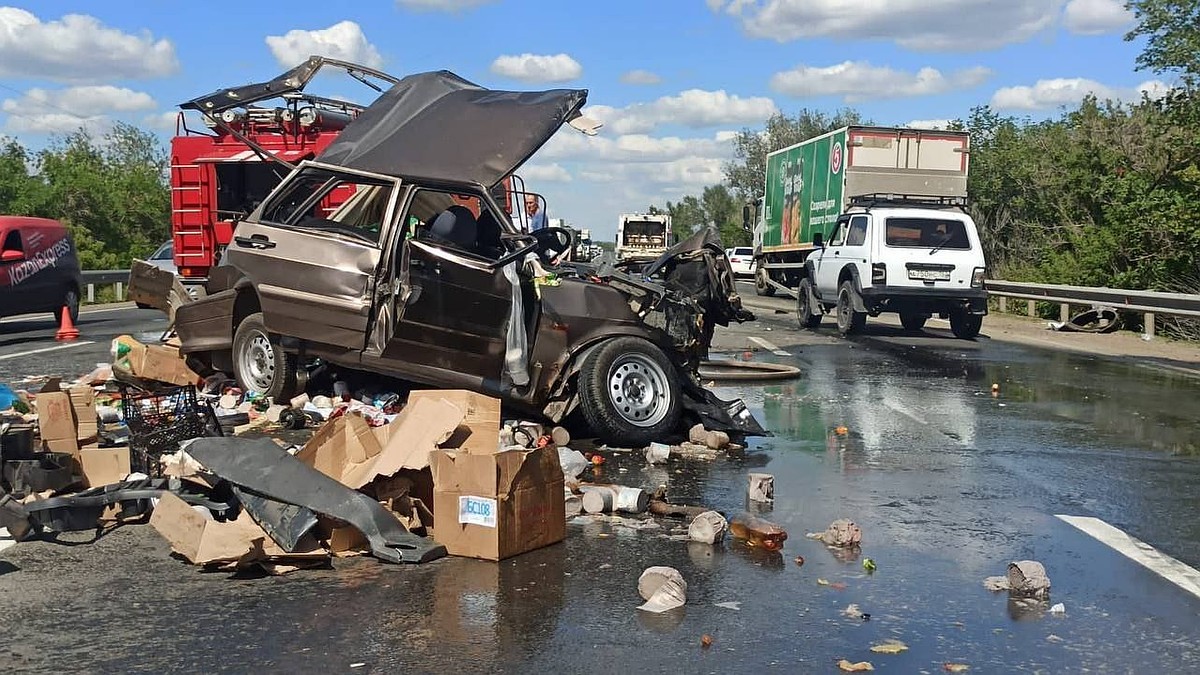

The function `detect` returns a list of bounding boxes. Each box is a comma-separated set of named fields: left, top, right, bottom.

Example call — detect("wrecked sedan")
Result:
left=175, top=70, right=765, bottom=446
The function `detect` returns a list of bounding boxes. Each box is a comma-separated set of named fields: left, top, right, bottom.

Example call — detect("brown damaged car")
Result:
left=174, top=70, right=767, bottom=446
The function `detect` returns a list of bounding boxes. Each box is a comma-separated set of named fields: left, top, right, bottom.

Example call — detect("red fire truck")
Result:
left=166, top=56, right=538, bottom=296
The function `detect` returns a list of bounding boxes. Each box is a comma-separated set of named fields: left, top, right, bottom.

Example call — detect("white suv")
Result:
left=798, top=205, right=988, bottom=339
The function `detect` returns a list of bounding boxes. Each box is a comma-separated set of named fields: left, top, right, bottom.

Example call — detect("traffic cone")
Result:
left=55, top=305, right=79, bottom=341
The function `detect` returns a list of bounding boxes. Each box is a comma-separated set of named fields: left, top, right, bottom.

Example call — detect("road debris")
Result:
left=637, top=566, right=687, bottom=613
left=869, top=639, right=908, bottom=654
left=1049, top=602, right=1066, bottom=614
left=1007, top=560, right=1052, bottom=598
left=747, top=472, right=774, bottom=503
left=943, top=664, right=971, bottom=672
left=793, top=555, right=805, bottom=567
left=713, top=601, right=741, bottom=611
left=807, top=518, right=863, bottom=547
left=687, top=510, right=728, bottom=544
left=837, top=659, right=875, bottom=672
left=862, top=557, right=877, bottom=573
left=729, top=512, right=787, bottom=550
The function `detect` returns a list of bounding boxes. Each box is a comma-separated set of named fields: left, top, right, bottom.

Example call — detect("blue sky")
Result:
left=0, top=1, right=1171, bottom=240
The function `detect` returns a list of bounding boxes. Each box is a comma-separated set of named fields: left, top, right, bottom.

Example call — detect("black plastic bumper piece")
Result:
left=188, top=437, right=447, bottom=564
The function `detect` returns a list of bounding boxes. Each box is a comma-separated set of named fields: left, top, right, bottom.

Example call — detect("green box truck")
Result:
left=744, top=126, right=989, bottom=338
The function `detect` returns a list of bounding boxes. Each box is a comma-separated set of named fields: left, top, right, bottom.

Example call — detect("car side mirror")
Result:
left=0, top=249, right=24, bottom=263
left=812, top=232, right=824, bottom=248
left=741, top=204, right=751, bottom=231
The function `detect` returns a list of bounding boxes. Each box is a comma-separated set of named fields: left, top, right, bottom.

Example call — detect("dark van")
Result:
left=0, top=216, right=83, bottom=323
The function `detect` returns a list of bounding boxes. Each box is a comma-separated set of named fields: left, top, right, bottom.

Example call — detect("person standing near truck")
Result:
left=525, top=194, right=547, bottom=231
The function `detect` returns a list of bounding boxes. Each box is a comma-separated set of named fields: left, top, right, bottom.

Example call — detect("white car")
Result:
left=727, top=246, right=755, bottom=277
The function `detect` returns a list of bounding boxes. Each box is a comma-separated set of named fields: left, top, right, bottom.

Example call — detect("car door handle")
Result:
left=234, top=235, right=275, bottom=250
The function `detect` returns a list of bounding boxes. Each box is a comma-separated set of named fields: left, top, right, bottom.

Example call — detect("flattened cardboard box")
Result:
left=407, top=390, right=501, bottom=455
left=79, top=446, right=130, bottom=488
left=431, top=444, right=565, bottom=561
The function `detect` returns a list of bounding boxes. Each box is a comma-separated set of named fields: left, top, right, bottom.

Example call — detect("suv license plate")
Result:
left=908, top=269, right=950, bottom=281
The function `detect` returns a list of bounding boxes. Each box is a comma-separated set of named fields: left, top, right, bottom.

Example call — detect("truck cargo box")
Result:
left=761, top=126, right=969, bottom=252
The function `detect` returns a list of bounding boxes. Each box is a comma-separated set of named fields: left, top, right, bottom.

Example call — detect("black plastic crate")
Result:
left=118, top=384, right=222, bottom=475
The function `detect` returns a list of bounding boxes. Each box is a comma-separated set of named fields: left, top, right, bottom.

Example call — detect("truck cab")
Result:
left=800, top=196, right=988, bottom=338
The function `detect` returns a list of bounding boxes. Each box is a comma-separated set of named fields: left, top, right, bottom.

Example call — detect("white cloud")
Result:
left=907, top=119, right=954, bottom=129
left=586, top=89, right=776, bottom=134
left=489, top=53, right=583, bottom=83
left=770, top=61, right=991, bottom=102
left=541, top=130, right=736, bottom=164
left=1063, top=0, right=1133, bottom=35
left=991, top=77, right=1171, bottom=109
left=265, top=21, right=384, bottom=69
left=620, top=69, right=663, bottom=86
left=710, top=0, right=1062, bottom=51
left=144, top=111, right=182, bottom=132
left=520, top=163, right=572, bottom=182
left=2, top=86, right=157, bottom=134
left=395, top=0, right=495, bottom=10
left=0, top=7, right=177, bottom=81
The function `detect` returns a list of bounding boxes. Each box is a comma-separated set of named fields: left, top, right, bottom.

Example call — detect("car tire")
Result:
left=950, top=310, right=983, bottom=340
left=797, top=277, right=822, bottom=329
left=755, top=265, right=775, bottom=297
left=232, top=312, right=300, bottom=401
left=900, top=311, right=927, bottom=332
left=836, top=281, right=866, bottom=336
left=54, top=287, right=80, bottom=324
left=578, top=337, right=682, bottom=447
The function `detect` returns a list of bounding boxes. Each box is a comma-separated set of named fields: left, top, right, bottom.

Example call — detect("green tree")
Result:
left=1126, top=0, right=1200, bottom=87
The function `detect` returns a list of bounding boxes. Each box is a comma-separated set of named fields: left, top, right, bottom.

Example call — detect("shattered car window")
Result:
left=259, top=167, right=395, bottom=245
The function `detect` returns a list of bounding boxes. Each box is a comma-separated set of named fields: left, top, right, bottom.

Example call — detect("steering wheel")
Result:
left=531, top=226, right=576, bottom=265
left=492, top=233, right=540, bottom=269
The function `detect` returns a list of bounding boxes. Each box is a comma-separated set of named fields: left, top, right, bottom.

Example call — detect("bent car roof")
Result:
left=315, top=70, right=589, bottom=188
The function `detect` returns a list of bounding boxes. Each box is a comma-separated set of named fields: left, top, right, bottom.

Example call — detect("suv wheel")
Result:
left=949, top=310, right=983, bottom=339
left=900, top=311, right=927, bottom=332
left=836, top=281, right=866, bottom=336
left=797, top=277, right=821, bottom=329
left=232, top=312, right=300, bottom=400
left=578, top=337, right=682, bottom=447
left=755, top=265, right=775, bottom=297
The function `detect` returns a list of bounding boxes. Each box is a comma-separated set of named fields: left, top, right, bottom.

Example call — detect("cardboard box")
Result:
left=407, top=390, right=501, bottom=455
left=150, top=492, right=327, bottom=566
left=112, top=335, right=200, bottom=387
left=35, top=382, right=78, bottom=454
left=79, top=446, right=131, bottom=487
left=431, top=444, right=565, bottom=561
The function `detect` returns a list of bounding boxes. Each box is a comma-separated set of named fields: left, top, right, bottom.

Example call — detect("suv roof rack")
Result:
left=848, top=193, right=969, bottom=210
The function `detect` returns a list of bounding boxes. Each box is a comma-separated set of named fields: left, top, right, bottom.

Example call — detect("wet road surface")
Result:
left=3, top=301, right=1200, bottom=672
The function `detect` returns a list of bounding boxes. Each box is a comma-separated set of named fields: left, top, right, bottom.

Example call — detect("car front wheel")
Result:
left=797, top=277, right=821, bottom=329
left=578, top=337, right=682, bottom=447
left=836, top=281, right=867, bottom=336
left=232, top=312, right=300, bottom=401
left=55, top=287, right=80, bottom=324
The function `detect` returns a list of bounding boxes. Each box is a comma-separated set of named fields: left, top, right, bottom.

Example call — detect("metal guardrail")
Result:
left=80, top=269, right=133, bottom=303
left=985, top=279, right=1200, bottom=337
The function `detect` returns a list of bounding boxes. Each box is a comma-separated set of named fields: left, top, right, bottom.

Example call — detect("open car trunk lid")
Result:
left=314, top=70, right=590, bottom=187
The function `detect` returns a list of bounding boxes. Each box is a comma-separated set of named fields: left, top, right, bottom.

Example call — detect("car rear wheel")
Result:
left=797, top=277, right=822, bottom=329
left=755, top=265, right=775, bottom=296
left=54, top=287, right=80, bottom=324
left=950, top=310, right=983, bottom=339
left=578, top=337, right=682, bottom=447
left=232, top=312, right=300, bottom=401
left=900, top=311, right=927, bottom=332
left=836, top=281, right=866, bottom=336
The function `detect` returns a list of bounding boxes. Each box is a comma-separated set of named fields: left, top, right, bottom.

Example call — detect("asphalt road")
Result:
left=2, top=293, right=1200, bottom=673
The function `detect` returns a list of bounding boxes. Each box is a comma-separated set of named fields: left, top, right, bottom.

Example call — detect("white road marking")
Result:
left=1057, top=515, right=1200, bottom=599
left=749, top=336, right=791, bottom=357
left=0, top=341, right=96, bottom=361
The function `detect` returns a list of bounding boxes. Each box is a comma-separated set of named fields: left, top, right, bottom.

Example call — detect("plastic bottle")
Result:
left=0, top=383, right=15, bottom=410
left=729, top=513, right=788, bottom=551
